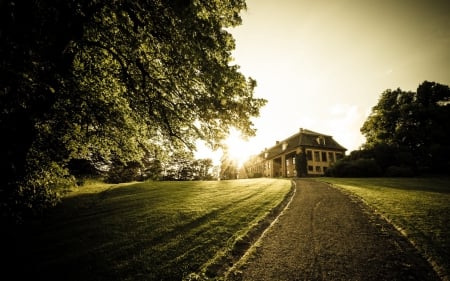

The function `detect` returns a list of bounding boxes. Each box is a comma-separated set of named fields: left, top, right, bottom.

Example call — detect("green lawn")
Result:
left=7, top=179, right=292, bottom=281
left=316, top=177, right=450, bottom=280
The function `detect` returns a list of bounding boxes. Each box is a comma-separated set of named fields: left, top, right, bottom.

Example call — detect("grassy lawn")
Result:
left=7, top=179, right=292, bottom=281
left=316, top=177, right=450, bottom=280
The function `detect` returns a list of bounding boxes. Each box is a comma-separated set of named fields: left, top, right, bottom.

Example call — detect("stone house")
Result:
left=242, top=128, right=347, bottom=178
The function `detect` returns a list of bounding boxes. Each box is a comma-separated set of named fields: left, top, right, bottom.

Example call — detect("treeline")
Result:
left=326, top=81, right=450, bottom=177
left=70, top=153, right=217, bottom=184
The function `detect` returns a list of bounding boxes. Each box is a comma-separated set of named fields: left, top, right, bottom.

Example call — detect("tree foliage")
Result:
left=329, top=81, right=450, bottom=177
left=0, top=0, right=266, bottom=221
left=361, top=81, right=450, bottom=171
left=325, top=158, right=382, bottom=178
left=162, top=149, right=214, bottom=181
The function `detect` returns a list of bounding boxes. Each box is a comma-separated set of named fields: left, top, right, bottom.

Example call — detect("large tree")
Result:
left=0, top=0, right=266, bottom=221
left=360, top=81, right=450, bottom=173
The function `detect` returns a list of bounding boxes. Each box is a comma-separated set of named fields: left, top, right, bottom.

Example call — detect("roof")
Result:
left=260, top=128, right=347, bottom=159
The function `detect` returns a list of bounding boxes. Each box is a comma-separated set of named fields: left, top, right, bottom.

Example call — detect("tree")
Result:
left=0, top=0, right=266, bottom=221
left=360, top=81, right=450, bottom=174
left=162, top=150, right=195, bottom=181
left=192, top=158, right=214, bottom=180
left=141, top=155, right=163, bottom=181
left=295, top=148, right=307, bottom=177
left=106, top=157, right=142, bottom=184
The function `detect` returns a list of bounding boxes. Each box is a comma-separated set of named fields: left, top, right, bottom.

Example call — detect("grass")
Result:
left=6, top=178, right=292, bottom=281
left=315, top=177, right=450, bottom=280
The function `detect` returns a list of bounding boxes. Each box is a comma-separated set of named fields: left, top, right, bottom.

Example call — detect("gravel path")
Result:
left=226, top=179, right=440, bottom=281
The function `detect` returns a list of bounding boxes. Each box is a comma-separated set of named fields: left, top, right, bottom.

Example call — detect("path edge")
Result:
left=324, top=181, right=448, bottom=281
left=220, top=179, right=298, bottom=281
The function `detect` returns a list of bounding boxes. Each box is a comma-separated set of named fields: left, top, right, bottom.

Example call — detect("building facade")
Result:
left=242, top=128, right=347, bottom=178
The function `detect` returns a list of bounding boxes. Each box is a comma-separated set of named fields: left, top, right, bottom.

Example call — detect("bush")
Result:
left=326, top=158, right=382, bottom=177
left=385, top=166, right=415, bottom=177
left=1, top=161, right=74, bottom=224
left=354, top=158, right=382, bottom=177
left=106, top=161, right=142, bottom=183
left=325, top=160, right=351, bottom=177
left=251, top=172, right=263, bottom=178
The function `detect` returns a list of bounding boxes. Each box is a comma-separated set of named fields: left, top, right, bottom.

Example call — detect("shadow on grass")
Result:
left=3, top=180, right=295, bottom=281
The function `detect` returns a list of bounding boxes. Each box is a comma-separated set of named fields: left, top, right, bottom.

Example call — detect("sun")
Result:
left=194, top=128, right=256, bottom=168
left=223, top=128, right=252, bottom=168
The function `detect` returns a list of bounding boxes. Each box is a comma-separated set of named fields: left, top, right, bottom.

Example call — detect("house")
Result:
left=242, top=128, right=347, bottom=178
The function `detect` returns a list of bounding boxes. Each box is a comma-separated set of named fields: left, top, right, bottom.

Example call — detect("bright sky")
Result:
left=196, top=0, right=450, bottom=165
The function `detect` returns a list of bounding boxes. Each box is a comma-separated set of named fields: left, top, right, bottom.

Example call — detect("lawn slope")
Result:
left=6, top=179, right=292, bottom=281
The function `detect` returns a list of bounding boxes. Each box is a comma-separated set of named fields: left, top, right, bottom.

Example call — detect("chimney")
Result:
left=299, top=128, right=304, bottom=133
left=276, top=140, right=279, bottom=145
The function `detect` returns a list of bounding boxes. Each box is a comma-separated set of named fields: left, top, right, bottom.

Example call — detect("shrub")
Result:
left=106, top=161, right=142, bottom=183
left=385, top=166, right=415, bottom=177
left=2, top=161, right=75, bottom=224
left=353, top=158, right=382, bottom=177
left=251, top=172, right=263, bottom=178
left=326, top=159, right=381, bottom=177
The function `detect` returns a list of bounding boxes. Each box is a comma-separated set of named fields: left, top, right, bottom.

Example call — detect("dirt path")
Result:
left=226, top=179, right=440, bottom=281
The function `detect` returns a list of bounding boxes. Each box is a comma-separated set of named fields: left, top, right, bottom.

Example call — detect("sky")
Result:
left=196, top=0, right=450, bottom=165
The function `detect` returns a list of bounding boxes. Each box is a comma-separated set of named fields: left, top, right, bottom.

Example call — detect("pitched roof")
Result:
left=260, top=128, right=347, bottom=159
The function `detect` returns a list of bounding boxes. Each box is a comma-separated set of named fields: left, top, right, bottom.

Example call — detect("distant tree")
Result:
left=106, top=157, right=141, bottom=184
left=162, top=150, right=196, bottom=181
left=360, top=81, right=450, bottom=174
left=361, top=88, right=409, bottom=147
left=192, top=158, right=214, bottom=180
left=0, top=0, right=266, bottom=221
left=141, top=158, right=162, bottom=181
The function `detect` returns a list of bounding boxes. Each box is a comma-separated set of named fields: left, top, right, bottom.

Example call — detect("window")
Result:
left=321, top=152, right=327, bottom=162
left=316, top=136, right=326, bottom=145
left=314, top=151, right=320, bottom=162
left=315, top=166, right=321, bottom=172
left=328, top=152, right=335, bottom=162
left=308, top=165, right=313, bottom=171
left=336, top=153, right=344, bottom=160
left=306, top=150, right=312, bottom=161
left=292, top=157, right=296, bottom=165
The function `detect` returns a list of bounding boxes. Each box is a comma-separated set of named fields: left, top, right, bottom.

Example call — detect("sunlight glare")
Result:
left=224, top=128, right=253, bottom=168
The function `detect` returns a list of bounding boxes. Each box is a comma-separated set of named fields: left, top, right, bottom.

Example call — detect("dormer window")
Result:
left=316, top=136, right=326, bottom=145
left=282, top=142, right=288, bottom=151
